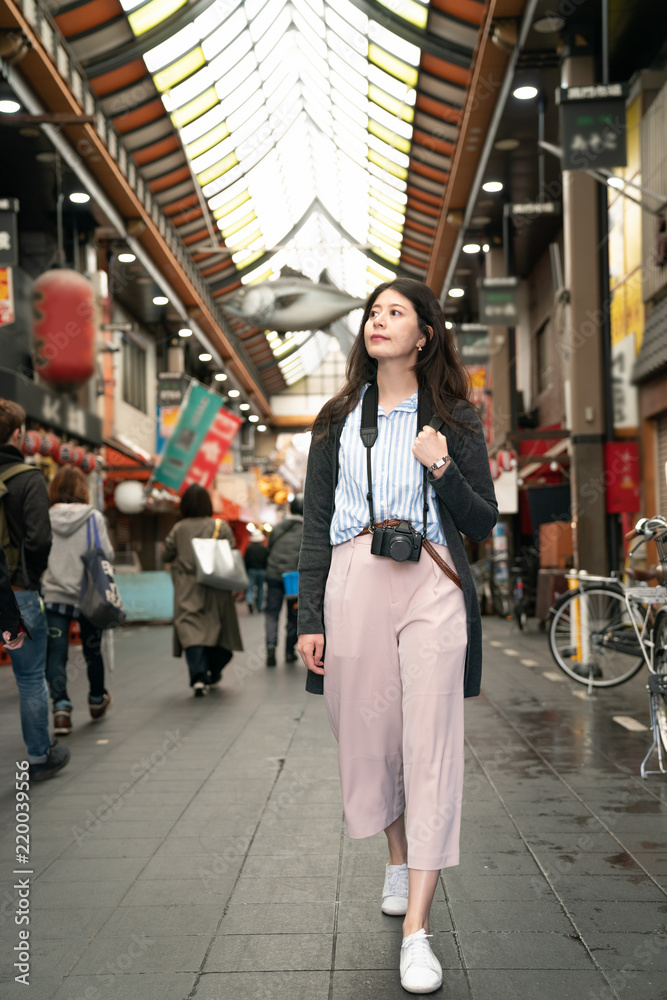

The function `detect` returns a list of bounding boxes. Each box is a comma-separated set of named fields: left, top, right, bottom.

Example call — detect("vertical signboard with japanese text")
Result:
left=558, top=84, right=628, bottom=171
left=0, top=199, right=19, bottom=268
left=153, top=383, right=241, bottom=493
left=0, top=267, right=14, bottom=326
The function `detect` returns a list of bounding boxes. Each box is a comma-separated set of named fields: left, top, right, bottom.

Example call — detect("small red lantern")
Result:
left=38, top=433, right=59, bottom=457
left=33, top=269, right=97, bottom=391
left=497, top=449, right=514, bottom=472
left=80, top=453, right=96, bottom=474
left=489, top=457, right=500, bottom=480
left=70, top=446, right=85, bottom=467
left=22, top=431, right=41, bottom=456
left=55, top=442, right=74, bottom=465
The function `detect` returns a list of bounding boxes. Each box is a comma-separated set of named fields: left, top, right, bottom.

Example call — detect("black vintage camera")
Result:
left=370, top=520, right=423, bottom=563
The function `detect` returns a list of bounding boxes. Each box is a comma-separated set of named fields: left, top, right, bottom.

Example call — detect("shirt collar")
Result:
left=364, top=383, right=419, bottom=415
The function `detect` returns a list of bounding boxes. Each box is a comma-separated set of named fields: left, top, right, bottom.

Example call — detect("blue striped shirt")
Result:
left=330, top=384, right=447, bottom=546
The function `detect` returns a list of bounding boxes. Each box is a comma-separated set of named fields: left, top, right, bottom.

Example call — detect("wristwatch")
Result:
left=428, top=455, right=451, bottom=474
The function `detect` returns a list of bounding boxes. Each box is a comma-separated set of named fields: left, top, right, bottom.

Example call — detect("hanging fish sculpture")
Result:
left=221, top=269, right=366, bottom=333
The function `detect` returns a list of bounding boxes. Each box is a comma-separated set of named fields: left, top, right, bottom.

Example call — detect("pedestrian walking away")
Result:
left=265, top=495, right=303, bottom=667
left=163, top=484, right=243, bottom=696
left=0, top=399, right=70, bottom=781
left=244, top=530, right=268, bottom=614
left=0, top=541, right=29, bottom=649
left=297, top=279, right=498, bottom=994
left=42, top=465, right=115, bottom=736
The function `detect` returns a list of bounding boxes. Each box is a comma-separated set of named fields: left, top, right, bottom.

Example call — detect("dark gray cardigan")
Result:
left=297, top=394, right=499, bottom=698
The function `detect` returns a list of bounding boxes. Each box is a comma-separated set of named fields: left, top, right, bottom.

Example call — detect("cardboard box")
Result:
left=539, top=521, right=573, bottom=569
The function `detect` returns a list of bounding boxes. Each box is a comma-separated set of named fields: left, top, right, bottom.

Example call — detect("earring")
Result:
left=417, top=343, right=423, bottom=351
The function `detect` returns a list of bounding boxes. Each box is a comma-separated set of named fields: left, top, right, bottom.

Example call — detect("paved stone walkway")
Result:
left=0, top=612, right=666, bottom=1000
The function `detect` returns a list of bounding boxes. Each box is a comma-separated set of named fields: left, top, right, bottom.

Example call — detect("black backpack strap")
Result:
left=359, top=383, right=379, bottom=527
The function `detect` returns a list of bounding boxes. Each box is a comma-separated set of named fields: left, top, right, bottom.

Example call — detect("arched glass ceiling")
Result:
left=128, top=0, right=430, bottom=299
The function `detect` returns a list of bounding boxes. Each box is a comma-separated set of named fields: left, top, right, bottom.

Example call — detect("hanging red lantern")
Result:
left=33, top=269, right=97, bottom=391
left=80, top=453, right=97, bottom=474
left=70, top=446, right=85, bottom=467
left=55, top=442, right=74, bottom=465
left=38, top=433, right=59, bottom=457
left=22, top=431, right=41, bottom=456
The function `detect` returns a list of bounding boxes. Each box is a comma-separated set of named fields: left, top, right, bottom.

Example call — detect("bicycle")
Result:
left=547, top=515, right=667, bottom=776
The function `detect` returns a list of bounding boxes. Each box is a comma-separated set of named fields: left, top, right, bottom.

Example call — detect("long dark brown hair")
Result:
left=313, top=278, right=471, bottom=440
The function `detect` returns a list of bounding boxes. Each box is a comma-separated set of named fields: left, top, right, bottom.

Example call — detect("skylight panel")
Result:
left=180, top=103, right=225, bottom=145
left=327, top=30, right=368, bottom=77
left=292, top=9, right=328, bottom=58
left=265, top=71, right=299, bottom=114
left=215, top=52, right=257, bottom=101
left=250, top=0, right=287, bottom=42
left=213, top=190, right=251, bottom=221
left=368, top=233, right=400, bottom=263
left=191, top=134, right=235, bottom=174
left=368, top=120, right=410, bottom=155
left=368, top=45, right=418, bottom=87
left=368, top=159, right=408, bottom=190
left=209, top=176, right=252, bottom=212
left=376, top=0, right=429, bottom=29
left=330, top=87, right=368, bottom=128
left=370, top=181, right=408, bottom=208
left=255, top=6, right=291, bottom=62
left=331, top=102, right=367, bottom=141
left=258, top=30, right=294, bottom=81
left=172, top=86, right=218, bottom=128
left=325, top=7, right=367, bottom=57
left=228, top=94, right=268, bottom=139
left=185, top=120, right=230, bottom=161
left=369, top=21, right=421, bottom=66
left=368, top=133, right=410, bottom=168
left=368, top=102, right=413, bottom=140
left=368, top=64, right=416, bottom=104
left=154, top=48, right=205, bottom=93
left=209, top=30, right=253, bottom=78
left=203, top=161, right=244, bottom=199
left=297, top=34, right=330, bottom=80
left=220, top=71, right=262, bottom=120
left=119, top=0, right=145, bottom=11
left=329, top=54, right=366, bottom=94
left=144, top=24, right=199, bottom=72
left=201, top=7, right=247, bottom=61
left=326, top=0, right=367, bottom=33
left=370, top=216, right=403, bottom=243
left=245, top=0, right=272, bottom=20
left=163, top=64, right=213, bottom=112
left=370, top=199, right=405, bottom=227
left=368, top=84, right=415, bottom=123
left=292, top=0, right=326, bottom=37
left=220, top=209, right=258, bottom=239
left=128, top=0, right=185, bottom=35
left=198, top=150, right=238, bottom=187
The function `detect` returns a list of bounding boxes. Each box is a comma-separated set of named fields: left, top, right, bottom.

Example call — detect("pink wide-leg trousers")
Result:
left=323, top=533, right=468, bottom=870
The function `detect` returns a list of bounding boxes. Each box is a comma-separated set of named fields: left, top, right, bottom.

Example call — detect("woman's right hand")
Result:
left=297, top=634, right=325, bottom=674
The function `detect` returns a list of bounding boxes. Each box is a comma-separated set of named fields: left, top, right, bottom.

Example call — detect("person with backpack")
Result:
left=244, top=530, right=268, bottom=613
left=41, top=465, right=115, bottom=735
left=0, top=399, right=69, bottom=781
left=264, top=495, right=303, bottom=667
left=0, top=541, right=28, bottom=649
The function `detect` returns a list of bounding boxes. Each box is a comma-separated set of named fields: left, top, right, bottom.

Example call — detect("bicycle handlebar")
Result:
left=625, top=515, right=667, bottom=542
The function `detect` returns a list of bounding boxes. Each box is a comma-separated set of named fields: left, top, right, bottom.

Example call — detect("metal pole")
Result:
left=538, top=97, right=546, bottom=202
left=601, top=0, right=609, bottom=85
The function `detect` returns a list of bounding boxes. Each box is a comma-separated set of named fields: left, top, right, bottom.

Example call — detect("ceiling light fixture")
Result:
left=198, top=353, right=212, bottom=361
left=462, top=243, right=481, bottom=254
left=0, top=100, right=20, bottom=113
left=228, top=389, right=240, bottom=397
left=239, top=402, right=250, bottom=411
left=153, top=295, right=168, bottom=305
left=248, top=415, right=259, bottom=423
left=257, top=425, right=267, bottom=432
left=445, top=321, right=454, bottom=330
left=214, top=372, right=227, bottom=381
left=494, top=138, right=520, bottom=151
left=178, top=328, right=192, bottom=337
left=118, top=253, right=136, bottom=263
left=448, top=288, right=465, bottom=298
left=513, top=85, right=539, bottom=100
left=482, top=181, right=503, bottom=193
left=607, top=177, right=624, bottom=190
left=482, top=243, right=490, bottom=252
left=69, top=192, right=90, bottom=204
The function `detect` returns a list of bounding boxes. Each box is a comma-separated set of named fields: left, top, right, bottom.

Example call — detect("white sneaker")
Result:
left=400, top=929, right=443, bottom=994
left=381, top=862, right=409, bottom=915
left=193, top=681, right=207, bottom=697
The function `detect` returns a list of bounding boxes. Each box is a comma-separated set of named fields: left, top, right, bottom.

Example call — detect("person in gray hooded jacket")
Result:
left=41, top=466, right=114, bottom=735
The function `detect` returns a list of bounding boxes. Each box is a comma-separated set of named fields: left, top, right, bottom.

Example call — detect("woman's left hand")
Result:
left=412, top=425, right=450, bottom=477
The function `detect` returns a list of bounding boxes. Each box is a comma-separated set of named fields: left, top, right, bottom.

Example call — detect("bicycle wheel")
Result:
left=653, top=611, right=667, bottom=754
left=548, top=586, right=645, bottom=687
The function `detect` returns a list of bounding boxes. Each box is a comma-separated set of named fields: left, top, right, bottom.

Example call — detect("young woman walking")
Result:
left=164, top=484, right=242, bottom=696
left=42, top=466, right=114, bottom=734
left=297, top=278, right=498, bottom=994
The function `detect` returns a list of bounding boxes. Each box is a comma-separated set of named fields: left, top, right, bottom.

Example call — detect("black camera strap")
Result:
left=360, top=381, right=429, bottom=534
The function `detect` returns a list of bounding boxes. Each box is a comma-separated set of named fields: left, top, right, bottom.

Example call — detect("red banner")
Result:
left=180, top=407, right=242, bottom=494
left=605, top=441, right=640, bottom=513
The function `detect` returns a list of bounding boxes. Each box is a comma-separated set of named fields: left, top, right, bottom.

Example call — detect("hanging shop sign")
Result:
left=156, top=372, right=191, bottom=455
left=558, top=83, right=628, bottom=171
left=0, top=366, right=102, bottom=445
left=0, top=266, right=14, bottom=326
left=507, top=202, right=560, bottom=217
left=458, top=325, right=489, bottom=366
left=0, top=199, right=19, bottom=268
left=153, top=383, right=241, bottom=493
left=478, top=277, right=520, bottom=325
left=605, top=441, right=640, bottom=514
